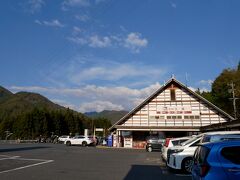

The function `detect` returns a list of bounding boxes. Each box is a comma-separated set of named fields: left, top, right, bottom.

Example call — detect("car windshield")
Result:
left=172, top=138, right=189, bottom=146
left=181, top=135, right=201, bottom=146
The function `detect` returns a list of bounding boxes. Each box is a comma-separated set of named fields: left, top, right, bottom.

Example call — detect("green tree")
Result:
left=211, top=65, right=240, bottom=119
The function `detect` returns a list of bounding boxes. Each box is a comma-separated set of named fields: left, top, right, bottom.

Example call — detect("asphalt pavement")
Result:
left=0, top=143, right=191, bottom=180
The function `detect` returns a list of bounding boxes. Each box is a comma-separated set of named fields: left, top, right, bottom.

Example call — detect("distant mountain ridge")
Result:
left=0, top=86, right=13, bottom=103
left=0, top=86, right=67, bottom=122
left=85, top=110, right=128, bottom=125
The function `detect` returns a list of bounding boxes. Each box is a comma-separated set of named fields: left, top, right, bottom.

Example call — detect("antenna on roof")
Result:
left=185, top=73, right=188, bottom=87
left=171, top=74, right=175, bottom=79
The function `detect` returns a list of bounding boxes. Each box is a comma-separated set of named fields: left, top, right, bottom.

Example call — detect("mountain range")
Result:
left=0, top=86, right=64, bottom=118
left=0, top=85, right=127, bottom=125
left=85, top=110, right=128, bottom=125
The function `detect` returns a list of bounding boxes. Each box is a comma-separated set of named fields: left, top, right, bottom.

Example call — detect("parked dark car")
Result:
left=146, top=136, right=165, bottom=152
left=192, top=140, right=240, bottom=180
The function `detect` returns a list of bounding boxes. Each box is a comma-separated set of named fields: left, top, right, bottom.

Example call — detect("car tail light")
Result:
left=195, top=146, right=211, bottom=177
left=199, top=164, right=210, bottom=177
left=164, top=138, right=171, bottom=147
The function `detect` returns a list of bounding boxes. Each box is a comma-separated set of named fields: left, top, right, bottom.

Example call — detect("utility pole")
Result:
left=229, top=82, right=239, bottom=120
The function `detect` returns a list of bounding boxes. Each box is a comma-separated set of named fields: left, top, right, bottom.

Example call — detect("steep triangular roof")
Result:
left=109, top=78, right=234, bottom=131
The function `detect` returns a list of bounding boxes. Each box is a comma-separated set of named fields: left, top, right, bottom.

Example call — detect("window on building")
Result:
left=170, top=89, right=176, bottom=101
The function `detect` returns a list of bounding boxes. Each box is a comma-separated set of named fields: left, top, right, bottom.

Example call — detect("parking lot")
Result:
left=0, top=143, right=191, bottom=180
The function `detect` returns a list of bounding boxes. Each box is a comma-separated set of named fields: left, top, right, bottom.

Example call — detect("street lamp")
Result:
left=5, top=130, right=13, bottom=140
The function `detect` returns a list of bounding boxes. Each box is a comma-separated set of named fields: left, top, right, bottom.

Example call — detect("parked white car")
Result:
left=58, top=135, right=70, bottom=143
left=161, top=136, right=191, bottom=161
left=167, top=131, right=240, bottom=173
left=65, top=135, right=94, bottom=146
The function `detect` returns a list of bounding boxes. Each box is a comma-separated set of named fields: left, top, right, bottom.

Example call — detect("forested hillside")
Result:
left=0, top=89, right=92, bottom=139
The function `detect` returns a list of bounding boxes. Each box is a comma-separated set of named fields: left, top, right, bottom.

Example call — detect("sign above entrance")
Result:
left=155, top=106, right=192, bottom=115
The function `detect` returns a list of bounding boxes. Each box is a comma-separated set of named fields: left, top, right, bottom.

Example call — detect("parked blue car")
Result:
left=192, top=140, right=240, bottom=180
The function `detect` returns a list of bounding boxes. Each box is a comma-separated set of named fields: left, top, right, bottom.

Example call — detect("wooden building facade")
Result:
left=109, top=78, right=234, bottom=148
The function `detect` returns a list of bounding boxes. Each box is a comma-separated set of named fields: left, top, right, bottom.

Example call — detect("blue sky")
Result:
left=1, top=0, right=240, bottom=112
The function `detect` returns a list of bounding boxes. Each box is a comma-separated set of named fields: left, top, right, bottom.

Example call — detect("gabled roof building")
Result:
left=109, top=78, right=234, bottom=148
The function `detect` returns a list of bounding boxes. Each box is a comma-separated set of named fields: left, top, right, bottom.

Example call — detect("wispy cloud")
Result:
left=89, top=35, right=111, bottom=48
left=170, top=2, right=177, bottom=8
left=68, top=61, right=167, bottom=84
left=62, top=0, right=90, bottom=10
left=68, top=34, right=111, bottom=48
left=72, top=26, right=83, bottom=35
left=124, top=32, right=148, bottom=53
left=25, top=0, right=45, bottom=14
left=68, top=31, right=148, bottom=53
left=35, top=19, right=65, bottom=28
left=67, top=37, right=88, bottom=45
left=75, top=14, right=90, bottom=22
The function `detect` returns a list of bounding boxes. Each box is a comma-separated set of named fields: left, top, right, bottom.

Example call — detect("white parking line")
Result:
left=0, top=156, right=54, bottom=174
left=0, top=156, right=20, bottom=161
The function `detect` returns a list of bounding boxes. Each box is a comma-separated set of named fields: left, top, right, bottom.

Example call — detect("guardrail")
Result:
left=0, top=140, right=38, bottom=144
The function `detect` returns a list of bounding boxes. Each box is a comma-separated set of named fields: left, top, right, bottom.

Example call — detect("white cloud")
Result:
left=72, top=26, right=83, bottom=36
left=124, top=32, right=148, bottom=53
left=69, top=62, right=166, bottom=83
left=170, top=2, right=177, bottom=8
left=79, top=101, right=124, bottom=112
left=199, top=80, right=213, bottom=86
left=52, top=99, right=77, bottom=110
left=188, top=86, right=210, bottom=93
left=10, top=86, right=51, bottom=93
left=26, top=0, right=45, bottom=13
left=62, top=0, right=90, bottom=10
left=67, top=37, right=87, bottom=45
left=35, top=19, right=65, bottom=28
left=68, top=31, right=148, bottom=52
left=89, top=35, right=111, bottom=48
left=9, top=82, right=162, bottom=112
left=68, top=35, right=112, bottom=48
left=75, top=14, right=90, bottom=22
left=34, top=20, right=42, bottom=25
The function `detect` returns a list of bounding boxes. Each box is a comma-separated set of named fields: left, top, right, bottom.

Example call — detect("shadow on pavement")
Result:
left=0, top=146, right=50, bottom=153
left=124, top=165, right=191, bottom=180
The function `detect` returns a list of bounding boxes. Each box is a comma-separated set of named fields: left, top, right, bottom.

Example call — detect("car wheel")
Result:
left=66, top=141, right=71, bottom=146
left=147, top=146, right=153, bottom=152
left=82, top=141, right=87, bottom=147
left=182, top=157, right=193, bottom=173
